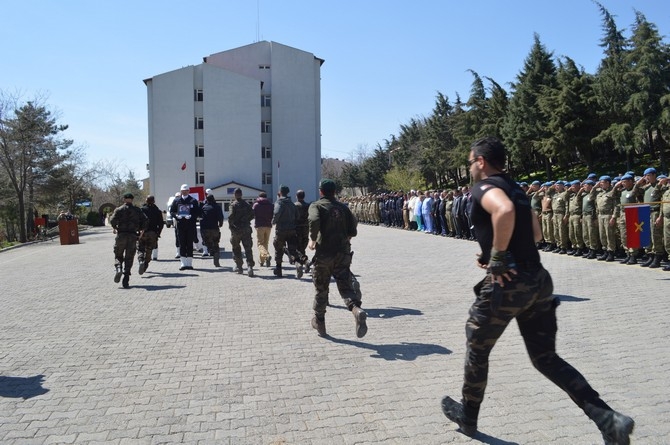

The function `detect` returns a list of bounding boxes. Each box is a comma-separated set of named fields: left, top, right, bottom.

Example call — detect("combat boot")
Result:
left=265, top=256, right=272, bottom=267
left=138, top=261, right=147, bottom=275
left=584, top=402, right=634, bottom=445
left=114, top=264, right=123, bottom=283
left=597, top=251, right=609, bottom=261
left=235, top=264, right=244, bottom=274
left=441, top=396, right=478, bottom=437
left=626, top=255, right=638, bottom=265
left=605, top=251, right=615, bottom=262
left=213, top=252, right=220, bottom=267
left=352, top=306, right=368, bottom=338
left=619, top=254, right=630, bottom=264
left=640, top=254, right=654, bottom=267
left=247, top=265, right=254, bottom=277
left=663, top=264, right=670, bottom=271
left=296, top=264, right=304, bottom=279
left=122, top=273, right=130, bottom=289
left=648, top=254, right=662, bottom=269
left=311, top=316, right=326, bottom=336
left=273, top=265, right=282, bottom=277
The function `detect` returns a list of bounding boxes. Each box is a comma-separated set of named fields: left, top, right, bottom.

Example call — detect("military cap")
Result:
left=644, top=167, right=657, bottom=175
left=620, top=174, right=633, bottom=180
left=570, top=180, right=581, bottom=186
left=206, top=188, right=213, bottom=196
left=658, top=174, right=668, bottom=179
left=599, top=175, right=611, bottom=182
left=180, top=184, right=189, bottom=191
left=584, top=179, right=596, bottom=185
left=531, top=180, right=541, bottom=186
left=234, top=187, right=242, bottom=195
left=123, top=192, right=134, bottom=199
left=587, top=173, right=597, bottom=179
left=319, top=178, right=337, bottom=192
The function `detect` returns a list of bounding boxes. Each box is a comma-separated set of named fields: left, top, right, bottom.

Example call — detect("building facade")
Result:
left=144, top=41, right=323, bottom=207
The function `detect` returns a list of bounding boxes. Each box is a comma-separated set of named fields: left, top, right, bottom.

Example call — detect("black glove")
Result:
left=488, top=248, right=517, bottom=275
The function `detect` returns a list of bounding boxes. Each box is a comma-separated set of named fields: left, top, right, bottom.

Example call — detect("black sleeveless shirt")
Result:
left=470, top=173, right=540, bottom=265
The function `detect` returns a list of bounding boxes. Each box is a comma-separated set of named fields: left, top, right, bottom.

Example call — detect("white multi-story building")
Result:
left=144, top=41, right=324, bottom=208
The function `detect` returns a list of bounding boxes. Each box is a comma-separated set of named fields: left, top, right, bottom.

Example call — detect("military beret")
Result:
left=621, top=174, right=633, bottom=180
left=599, top=175, right=611, bottom=182
left=570, top=180, right=581, bottom=186
left=644, top=167, right=657, bottom=175
left=519, top=182, right=528, bottom=186
left=658, top=174, right=668, bottom=179
left=587, top=173, right=597, bottom=179
left=584, top=180, right=596, bottom=185
left=123, top=192, right=134, bottom=199
left=531, top=180, right=541, bottom=186
left=613, top=176, right=621, bottom=181
left=319, top=178, right=337, bottom=192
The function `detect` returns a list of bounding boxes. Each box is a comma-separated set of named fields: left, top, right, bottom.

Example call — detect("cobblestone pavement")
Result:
left=1, top=224, right=668, bottom=444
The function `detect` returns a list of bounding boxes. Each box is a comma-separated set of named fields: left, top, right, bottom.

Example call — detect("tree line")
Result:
left=0, top=93, right=143, bottom=244
left=334, top=3, right=670, bottom=194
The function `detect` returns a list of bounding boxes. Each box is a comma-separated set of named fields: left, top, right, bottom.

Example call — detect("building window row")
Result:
left=262, top=173, right=272, bottom=185
left=261, top=146, right=272, bottom=159
left=261, top=95, right=271, bottom=107
left=262, top=121, right=271, bottom=133
left=194, top=89, right=203, bottom=102
left=259, top=65, right=270, bottom=70
left=195, top=145, right=204, bottom=157
left=196, top=171, right=205, bottom=184
left=195, top=117, right=204, bottom=129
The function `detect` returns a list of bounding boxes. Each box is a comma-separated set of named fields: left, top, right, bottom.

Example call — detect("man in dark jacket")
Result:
left=272, top=185, right=306, bottom=278
left=294, top=189, right=311, bottom=273
left=200, top=191, right=224, bottom=267
left=308, top=179, right=367, bottom=338
left=252, top=191, right=273, bottom=267
left=137, top=195, right=163, bottom=275
left=228, top=188, right=255, bottom=276
left=110, top=192, right=147, bottom=288
left=170, top=184, right=201, bottom=271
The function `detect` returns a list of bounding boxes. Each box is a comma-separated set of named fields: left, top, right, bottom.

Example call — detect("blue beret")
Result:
left=587, top=173, right=597, bottom=179
left=599, top=175, right=611, bottom=182
left=644, top=167, right=657, bottom=175
left=531, top=180, right=541, bottom=186
left=658, top=174, right=668, bottom=179
left=613, top=176, right=621, bottom=181
left=520, top=182, right=528, bottom=186
left=621, top=174, right=633, bottom=180
left=570, top=180, right=581, bottom=186
left=626, top=171, right=635, bottom=176
left=584, top=180, right=595, bottom=185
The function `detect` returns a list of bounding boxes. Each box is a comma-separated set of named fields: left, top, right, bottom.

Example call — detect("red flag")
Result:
left=180, top=162, right=186, bottom=171
left=624, top=204, right=651, bottom=249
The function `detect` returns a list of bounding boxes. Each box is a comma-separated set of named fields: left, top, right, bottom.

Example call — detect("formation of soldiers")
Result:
left=343, top=166, right=670, bottom=271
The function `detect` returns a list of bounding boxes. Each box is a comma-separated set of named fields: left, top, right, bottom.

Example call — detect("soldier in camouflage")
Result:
left=440, top=137, right=633, bottom=444
left=308, top=179, right=367, bottom=339
left=110, top=193, right=147, bottom=289
left=228, top=188, right=255, bottom=277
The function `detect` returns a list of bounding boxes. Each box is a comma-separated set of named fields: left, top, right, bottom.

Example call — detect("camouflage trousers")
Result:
left=568, top=214, right=585, bottom=249
left=582, top=214, right=600, bottom=250
left=230, top=227, right=254, bottom=268
left=312, top=250, right=362, bottom=317
left=137, top=231, right=158, bottom=264
left=295, top=225, right=309, bottom=258
left=201, top=228, right=221, bottom=257
left=598, top=214, right=617, bottom=252
left=552, top=213, right=568, bottom=248
left=273, top=229, right=305, bottom=265
left=650, top=210, right=664, bottom=254
left=541, top=213, right=554, bottom=244
left=114, top=232, right=138, bottom=273
left=462, top=264, right=602, bottom=412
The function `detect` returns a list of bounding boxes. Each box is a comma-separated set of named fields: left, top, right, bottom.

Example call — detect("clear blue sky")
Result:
left=2, top=1, right=668, bottom=180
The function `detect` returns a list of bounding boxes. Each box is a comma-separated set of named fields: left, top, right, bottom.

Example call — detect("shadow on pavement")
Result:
left=0, top=375, right=49, bottom=399
left=132, top=284, right=187, bottom=291
left=469, top=431, right=520, bottom=445
left=555, top=294, right=590, bottom=302
left=329, top=305, right=423, bottom=318
left=326, top=337, right=451, bottom=361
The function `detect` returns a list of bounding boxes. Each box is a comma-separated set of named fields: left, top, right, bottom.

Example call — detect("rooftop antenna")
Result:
left=255, top=0, right=260, bottom=42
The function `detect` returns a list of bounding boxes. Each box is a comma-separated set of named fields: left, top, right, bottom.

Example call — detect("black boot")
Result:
left=648, top=254, right=662, bottom=269
left=619, top=254, right=630, bottom=264
left=586, top=249, right=597, bottom=260
left=640, top=254, right=654, bottom=267
left=663, top=264, right=670, bottom=271
left=273, top=265, right=282, bottom=277
left=605, top=251, right=615, bottom=262
left=626, top=255, right=638, bottom=265
left=584, top=402, right=634, bottom=445
left=597, top=251, right=609, bottom=261
left=441, top=396, right=479, bottom=437
left=122, top=273, right=130, bottom=289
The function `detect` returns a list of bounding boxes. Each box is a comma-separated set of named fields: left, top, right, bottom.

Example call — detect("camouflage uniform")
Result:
left=581, top=185, right=600, bottom=257
left=616, top=182, right=641, bottom=262
left=661, top=183, right=670, bottom=270
left=110, top=200, right=147, bottom=284
left=540, top=187, right=555, bottom=250
left=137, top=198, right=164, bottom=272
left=228, top=196, right=255, bottom=272
left=567, top=187, right=585, bottom=254
left=595, top=183, right=618, bottom=258
left=551, top=186, right=569, bottom=252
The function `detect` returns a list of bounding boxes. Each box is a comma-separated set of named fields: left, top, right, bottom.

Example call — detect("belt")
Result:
left=542, top=211, right=553, bottom=214
left=569, top=213, right=582, bottom=216
left=553, top=212, right=565, bottom=215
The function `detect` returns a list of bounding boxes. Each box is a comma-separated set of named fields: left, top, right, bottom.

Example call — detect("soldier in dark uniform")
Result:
left=294, top=189, right=311, bottom=273
left=308, top=179, right=367, bottom=338
left=110, top=193, right=147, bottom=288
left=200, top=191, right=224, bottom=267
left=272, top=185, right=306, bottom=278
left=228, top=188, right=255, bottom=276
left=169, top=184, right=201, bottom=270
left=137, top=195, right=163, bottom=275
left=441, top=137, right=633, bottom=444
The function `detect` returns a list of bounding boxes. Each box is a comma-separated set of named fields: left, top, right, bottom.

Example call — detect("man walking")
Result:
left=200, top=190, right=224, bottom=267
left=308, top=179, right=367, bottom=338
left=252, top=191, right=273, bottom=267
left=170, top=184, right=201, bottom=270
left=228, top=188, right=255, bottom=276
left=137, top=195, right=163, bottom=275
left=110, top=192, right=147, bottom=288
left=441, top=137, right=633, bottom=444
left=272, top=185, right=306, bottom=278
left=295, top=189, right=311, bottom=273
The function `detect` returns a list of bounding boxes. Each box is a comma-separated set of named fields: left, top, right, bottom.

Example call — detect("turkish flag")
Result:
left=180, top=162, right=186, bottom=171
left=625, top=204, right=651, bottom=249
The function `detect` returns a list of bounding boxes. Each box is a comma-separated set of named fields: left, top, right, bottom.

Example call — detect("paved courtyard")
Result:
left=1, top=223, right=668, bottom=444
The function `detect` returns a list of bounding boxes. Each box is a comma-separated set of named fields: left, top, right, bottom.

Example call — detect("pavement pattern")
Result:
left=1, top=223, right=668, bottom=444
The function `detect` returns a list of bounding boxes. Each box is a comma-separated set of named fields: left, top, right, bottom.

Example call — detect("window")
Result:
left=261, top=121, right=271, bottom=133
left=195, top=145, right=204, bottom=157
left=195, top=117, right=204, bottom=129
left=196, top=171, right=205, bottom=184
left=194, top=89, right=203, bottom=101
left=259, top=65, right=270, bottom=70
left=261, top=95, right=271, bottom=107
left=262, top=173, right=272, bottom=185
left=261, top=146, right=272, bottom=159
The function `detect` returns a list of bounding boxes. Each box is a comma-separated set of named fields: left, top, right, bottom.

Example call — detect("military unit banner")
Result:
left=624, top=204, right=651, bottom=249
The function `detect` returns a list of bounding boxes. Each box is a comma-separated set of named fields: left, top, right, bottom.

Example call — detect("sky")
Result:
left=2, top=1, right=669, bottom=181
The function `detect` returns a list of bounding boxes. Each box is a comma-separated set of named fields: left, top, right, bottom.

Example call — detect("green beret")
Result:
left=123, top=192, right=134, bottom=199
